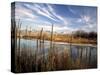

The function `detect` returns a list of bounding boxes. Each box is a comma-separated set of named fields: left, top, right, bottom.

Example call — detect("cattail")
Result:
left=39, top=28, right=43, bottom=53
left=18, top=22, right=22, bottom=56
left=88, top=47, right=91, bottom=64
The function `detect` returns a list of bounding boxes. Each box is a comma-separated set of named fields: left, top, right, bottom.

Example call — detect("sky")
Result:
left=13, top=2, right=97, bottom=33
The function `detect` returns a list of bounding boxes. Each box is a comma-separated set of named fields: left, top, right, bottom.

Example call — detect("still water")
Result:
left=17, top=39, right=97, bottom=65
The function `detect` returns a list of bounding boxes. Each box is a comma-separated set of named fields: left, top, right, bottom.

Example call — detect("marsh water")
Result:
left=17, top=38, right=97, bottom=67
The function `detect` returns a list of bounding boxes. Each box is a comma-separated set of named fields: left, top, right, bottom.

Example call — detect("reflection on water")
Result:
left=17, top=39, right=97, bottom=66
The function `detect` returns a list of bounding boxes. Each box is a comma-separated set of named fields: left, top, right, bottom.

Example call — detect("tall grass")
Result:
left=12, top=20, right=97, bottom=73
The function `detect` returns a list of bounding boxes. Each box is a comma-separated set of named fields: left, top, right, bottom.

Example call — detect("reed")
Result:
left=13, top=22, right=96, bottom=72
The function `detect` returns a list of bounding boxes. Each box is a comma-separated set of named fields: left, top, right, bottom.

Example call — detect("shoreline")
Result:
left=17, top=38, right=97, bottom=47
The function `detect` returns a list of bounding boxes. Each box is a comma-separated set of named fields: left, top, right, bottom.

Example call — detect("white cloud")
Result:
left=84, top=16, right=90, bottom=22
left=78, top=14, right=97, bottom=32
left=24, top=4, right=69, bottom=25
left=15, top=6, right=37, bottom=21
left=80, top=23, right=97, bottom=32
left=81, top=15, right=91, bottom=23
left=47, top=5, right=68, bottom=25
left=34, top=24, right=74, bottom=34
left=15, top=3, right=97, bottom=33
left=68, top=7, right=77, bottom=15
left=24, top=4, right=58, bottom=22
left=76, top=18, right=82, bottom=22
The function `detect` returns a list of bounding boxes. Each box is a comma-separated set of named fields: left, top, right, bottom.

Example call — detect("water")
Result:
left=17, top=38, right=97, bottom=65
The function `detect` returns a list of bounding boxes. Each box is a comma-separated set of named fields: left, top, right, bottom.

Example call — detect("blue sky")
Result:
left=14, top=2, right=97, bottom=33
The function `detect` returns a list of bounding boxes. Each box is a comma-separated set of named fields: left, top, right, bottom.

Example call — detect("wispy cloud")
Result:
left=47, top=5, right=68, bottom=25
left=24, top=4, right=58, bottom=22
left=81, top=23, right=97, bottom=32
left=35, top=24, right=72, bottom=33
left=24, top=3, right=69, bottom=25
left=68, top=6, right=77, bottom=15
left=81, top=15, right=90, bottom=23
left=14, top=2, right=97, bottom=33
left=15, top=4, right=37, bottom=22
left=16, top=9, right=36, bottom=19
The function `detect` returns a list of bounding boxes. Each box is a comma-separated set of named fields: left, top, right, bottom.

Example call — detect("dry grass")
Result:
left=15, top=44, right=96, bottom=73
left=12, top=20, right=97, bottom=73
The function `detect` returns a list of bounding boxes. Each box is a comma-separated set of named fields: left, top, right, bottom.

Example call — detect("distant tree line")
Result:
left=72, top=30, right=97, bottom=40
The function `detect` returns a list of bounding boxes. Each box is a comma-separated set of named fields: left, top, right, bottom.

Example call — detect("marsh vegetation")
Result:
left=11, top=20, right=97, bottom=73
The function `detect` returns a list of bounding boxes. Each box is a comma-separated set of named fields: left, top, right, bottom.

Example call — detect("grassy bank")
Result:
left=17, top=33, right=97, bottom=45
